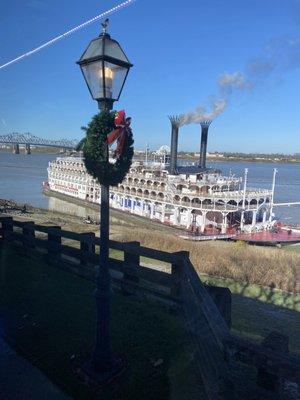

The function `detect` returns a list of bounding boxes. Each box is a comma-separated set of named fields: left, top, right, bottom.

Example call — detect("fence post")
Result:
left=205, top=286, right=232, bottom=329
left=171, top=251, right=188, bottom=299
left=47, top=226, right=61, bottom=261
left=121, top=241, right=140, bottom=295
left=0, top=217, right=13, bottom=242
left=22, top=221, right=35, bottom=249
left=257, top=331, right=289, bottom=394
left=80, top=232, right=95, bottom=266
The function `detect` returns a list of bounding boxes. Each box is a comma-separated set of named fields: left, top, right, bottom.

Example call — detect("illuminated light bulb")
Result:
left=98, top=66, right=114, bottom=98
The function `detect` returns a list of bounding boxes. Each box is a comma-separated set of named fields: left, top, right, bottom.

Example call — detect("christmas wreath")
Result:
left=76, top=110, right=134, bottom=186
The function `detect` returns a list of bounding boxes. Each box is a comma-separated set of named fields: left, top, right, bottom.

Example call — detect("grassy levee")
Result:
left=119, top=228, right=300, bottom=294
left=201, top=275, right=300, bottom=355
left=201, top=274, right=300, bottom=310
left=0, top=246, right=204, bottom=400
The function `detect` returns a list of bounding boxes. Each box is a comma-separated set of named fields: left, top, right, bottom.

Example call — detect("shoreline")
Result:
left=2, top=194, right=300, bottom=248
left=1, top=150, right=300, bottom=164
left=179, top=157, right=300, bottom=165
left=0, top=195, right=183, bottom=238
left=43, top=188, right=186, bottom=233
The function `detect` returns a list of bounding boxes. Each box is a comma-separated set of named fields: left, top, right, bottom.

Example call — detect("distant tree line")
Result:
left=222, top=152, right=300, bottom=160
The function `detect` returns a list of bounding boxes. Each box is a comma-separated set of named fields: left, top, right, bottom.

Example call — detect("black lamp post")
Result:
left=77, top=19, right=133, bottom=383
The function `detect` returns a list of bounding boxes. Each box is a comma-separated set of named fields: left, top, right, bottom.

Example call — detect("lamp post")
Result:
left=77, top=19, right=133, bottom=383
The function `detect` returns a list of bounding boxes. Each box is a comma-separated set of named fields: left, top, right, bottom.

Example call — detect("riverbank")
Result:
left=177, top=155, right=300, bottom=164
left=1, top=148, right=300, bottom=163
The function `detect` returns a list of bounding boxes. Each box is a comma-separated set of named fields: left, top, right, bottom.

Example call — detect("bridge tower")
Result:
left=13, top=143, right=20, bottom=154
left=25, top=144, right=31, bottom=154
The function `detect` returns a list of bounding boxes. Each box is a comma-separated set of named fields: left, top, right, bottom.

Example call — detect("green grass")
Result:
left=73, top=244, right=170, bottom=270
left=284, top=244, right=300, bottom=254
left=108, top=248, right=170, bottom=270
left=201, top=274, right=300, bottom=311
left=201, top=275, right=300, bottom=355
left=0, top=246, right=203, bottom=400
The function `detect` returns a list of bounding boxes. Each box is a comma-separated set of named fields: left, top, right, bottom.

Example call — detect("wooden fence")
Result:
left=0, top=216, right=184, bottom=306
left=0, top=216, right=299, bottom=399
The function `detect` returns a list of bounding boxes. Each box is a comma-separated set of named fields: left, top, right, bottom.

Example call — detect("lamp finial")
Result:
left=101, top=18, right=109, bottom=34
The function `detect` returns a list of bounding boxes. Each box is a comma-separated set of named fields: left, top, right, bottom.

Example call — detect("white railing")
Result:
left=108, top=188, right=267, bottom=212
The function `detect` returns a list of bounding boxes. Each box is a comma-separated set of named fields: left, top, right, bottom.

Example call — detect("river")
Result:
left=0, top=152, right=299, bottom=224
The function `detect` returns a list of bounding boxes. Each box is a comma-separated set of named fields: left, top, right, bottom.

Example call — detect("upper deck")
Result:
left=47, top=156, right=273, bottom=206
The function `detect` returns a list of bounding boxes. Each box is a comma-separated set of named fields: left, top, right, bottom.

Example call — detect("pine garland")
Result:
left=77, top=111, right=134, bottom=186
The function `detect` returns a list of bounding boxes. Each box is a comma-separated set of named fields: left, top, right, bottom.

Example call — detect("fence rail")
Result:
left=0, top=216, right=299, bottom=399
left=0, top=216, right=183, bottom=306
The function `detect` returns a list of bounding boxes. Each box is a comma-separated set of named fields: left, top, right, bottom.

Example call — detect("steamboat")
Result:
left=43, top=118, right=300, bottom=244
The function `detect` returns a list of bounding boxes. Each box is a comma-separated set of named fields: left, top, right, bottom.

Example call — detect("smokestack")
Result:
left=168, top=115, right=182, bottom=175
left=199, top=120, right=212, bottom=169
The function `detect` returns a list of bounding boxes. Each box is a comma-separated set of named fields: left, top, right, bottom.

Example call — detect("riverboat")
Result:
left=43, top=153, right=277, bottom=236
left=42, top=119, right=300, bottom=244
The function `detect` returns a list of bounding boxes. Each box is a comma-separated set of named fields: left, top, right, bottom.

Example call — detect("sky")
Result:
left=0, top=0, right=299, bottom=154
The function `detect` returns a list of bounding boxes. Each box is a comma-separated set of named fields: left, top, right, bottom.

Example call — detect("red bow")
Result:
left=107, top=110, right=131, bottom=158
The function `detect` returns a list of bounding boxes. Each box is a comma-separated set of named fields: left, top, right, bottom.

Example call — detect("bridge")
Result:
left=0, top=133, right=78, bottom=154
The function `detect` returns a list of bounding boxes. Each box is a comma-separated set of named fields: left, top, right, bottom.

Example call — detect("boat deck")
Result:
left=179, top=234, right=235, bottom=241
left=236, top=229, right=300, bottom=245
left=180, top=228, right=300, bottom=245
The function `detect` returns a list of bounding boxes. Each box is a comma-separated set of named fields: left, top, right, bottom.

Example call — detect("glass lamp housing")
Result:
left=77, top=32, right=133, bottom=107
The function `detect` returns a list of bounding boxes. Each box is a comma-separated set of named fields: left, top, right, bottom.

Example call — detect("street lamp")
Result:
left=77, top=19, right=133, bottom=112
left=76, top=19, right=133, bottom=383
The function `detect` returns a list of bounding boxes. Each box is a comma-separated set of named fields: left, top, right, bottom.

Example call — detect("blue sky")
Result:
left=0, top=0, right=299, bottom=153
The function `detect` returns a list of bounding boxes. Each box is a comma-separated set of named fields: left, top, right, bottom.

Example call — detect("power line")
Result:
left=0, top=0, right=136, bottom=71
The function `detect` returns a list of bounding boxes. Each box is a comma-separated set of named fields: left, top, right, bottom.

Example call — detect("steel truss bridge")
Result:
left=0, top=133, right=78, bottom=150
